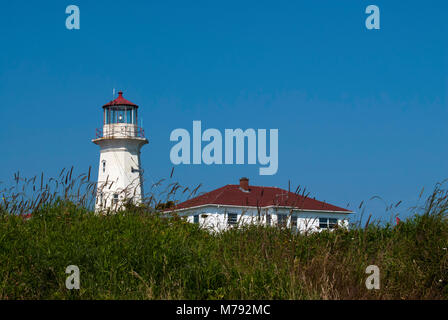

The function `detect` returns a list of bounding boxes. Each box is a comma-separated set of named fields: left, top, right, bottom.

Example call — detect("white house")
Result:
left=166, top=177, right=352, bottom=233
left=92, top=91, right=148, bottom=211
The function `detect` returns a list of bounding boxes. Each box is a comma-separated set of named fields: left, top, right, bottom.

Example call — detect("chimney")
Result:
left=239, top=177, right=249, bottom=191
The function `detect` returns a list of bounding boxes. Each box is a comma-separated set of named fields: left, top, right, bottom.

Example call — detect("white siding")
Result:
left=93, top=125, right=148, bottom=211
left=178, top=205, right=349, bottom=233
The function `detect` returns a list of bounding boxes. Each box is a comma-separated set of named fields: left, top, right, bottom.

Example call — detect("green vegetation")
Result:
left=0, top=169, right=447, bottom=299
left=1, top=183, right=447, bottom=300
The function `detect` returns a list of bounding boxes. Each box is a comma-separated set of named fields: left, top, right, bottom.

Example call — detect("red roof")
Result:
left=170, top=184, right=351, bottom=213
left=102, top=91, right=138, bottom=108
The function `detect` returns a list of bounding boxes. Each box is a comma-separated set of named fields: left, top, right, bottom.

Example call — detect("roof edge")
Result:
left=164, top=203, right=354, bottom=214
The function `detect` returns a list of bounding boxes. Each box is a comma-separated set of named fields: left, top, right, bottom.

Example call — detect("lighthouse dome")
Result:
left=102, top=91, right=138, bottom=108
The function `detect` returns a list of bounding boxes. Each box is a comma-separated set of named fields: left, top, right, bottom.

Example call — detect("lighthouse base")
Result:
left=93, top=136, right=148, bottom=213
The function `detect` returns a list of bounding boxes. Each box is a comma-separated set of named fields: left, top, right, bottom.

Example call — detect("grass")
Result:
left=0, top=171, right=447, bottom=299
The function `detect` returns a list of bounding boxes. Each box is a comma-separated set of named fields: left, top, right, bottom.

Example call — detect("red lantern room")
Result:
left=95, top=91, right=146, bottom=139
left=102, top=91, right=138, bottom=125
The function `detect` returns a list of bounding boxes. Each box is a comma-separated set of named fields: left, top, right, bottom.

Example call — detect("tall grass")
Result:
left=0, top=170, right=447, bottom=299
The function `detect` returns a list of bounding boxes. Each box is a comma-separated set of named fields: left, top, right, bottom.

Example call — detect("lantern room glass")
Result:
left=117, top=110, right=125, bottom=123
left=105, top=107, right=137, bottom=124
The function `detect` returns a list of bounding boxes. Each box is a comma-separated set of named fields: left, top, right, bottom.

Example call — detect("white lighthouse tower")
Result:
left=92, top=91, right=148, bottom=211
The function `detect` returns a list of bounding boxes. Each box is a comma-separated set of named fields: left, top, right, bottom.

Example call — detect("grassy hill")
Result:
left=0, top=177, right=447, bottom=299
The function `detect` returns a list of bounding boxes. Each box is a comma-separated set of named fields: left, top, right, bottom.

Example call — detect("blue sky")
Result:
left=0, top=1, right=446, bottom=222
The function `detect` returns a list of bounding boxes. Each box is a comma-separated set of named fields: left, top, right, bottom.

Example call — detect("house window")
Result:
left=102, top=161, right=106, bottom=173
left=227, top=213, right=238, bottom=226
left=193, top=215, right=199, bottom=224
left=319, top=218, right=338, bottom=229
left=277, top=214, right=287, bottom=227
left=291, top=216, right=298, bottom=229
left=113, top=193, right=119, bottom=204
left=266, top=214, right=271, bottom=226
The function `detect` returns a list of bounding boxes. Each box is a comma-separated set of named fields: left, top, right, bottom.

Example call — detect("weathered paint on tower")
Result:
left=92, top=91, right=148, bottom=211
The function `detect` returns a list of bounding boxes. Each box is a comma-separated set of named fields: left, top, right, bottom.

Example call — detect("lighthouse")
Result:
left=92, top=91, right=148, bottom=211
